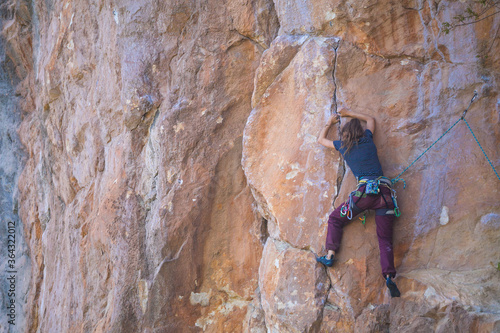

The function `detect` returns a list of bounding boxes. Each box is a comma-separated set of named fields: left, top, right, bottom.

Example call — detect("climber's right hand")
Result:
left=328, top=114, right=340, bottom=125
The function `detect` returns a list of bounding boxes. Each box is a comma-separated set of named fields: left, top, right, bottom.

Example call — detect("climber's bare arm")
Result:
left=338, top=109, right=375, bottom=134
left=317, top=114, right=340, bottom=149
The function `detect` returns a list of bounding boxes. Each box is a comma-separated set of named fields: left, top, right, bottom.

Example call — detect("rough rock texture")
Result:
left=3, top=0, right=278, bottom=331
left=243, top=35, right=339, bottom=253
left=258, top=238, right=329, bottom=332
left=1, top=0, right=500, bottom=332
left=0, top=3, right=31, bottom=331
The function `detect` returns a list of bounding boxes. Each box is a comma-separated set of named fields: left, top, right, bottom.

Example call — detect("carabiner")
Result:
left=340, top=204, right=348, bottom=217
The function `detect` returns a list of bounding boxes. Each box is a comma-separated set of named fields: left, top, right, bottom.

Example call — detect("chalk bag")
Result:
left=364, top=179, right=380, bottom=195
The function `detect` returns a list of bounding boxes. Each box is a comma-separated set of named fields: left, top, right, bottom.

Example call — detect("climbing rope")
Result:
left=391, top=117, right=462, bottom=188
left=391, top=91, right=500, bottom=187
left=463, top=117, right=500, bottom=182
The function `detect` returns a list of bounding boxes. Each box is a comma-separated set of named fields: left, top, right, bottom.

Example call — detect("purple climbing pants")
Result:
left=325, top=184, right=397, bottom=278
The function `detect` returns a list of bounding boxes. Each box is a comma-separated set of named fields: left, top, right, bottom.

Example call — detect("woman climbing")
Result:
left=316, top=109, right=401, bottom=298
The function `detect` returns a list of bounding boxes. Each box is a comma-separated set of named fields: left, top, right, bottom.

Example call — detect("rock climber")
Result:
left=316, top=108, right=401, bottom=298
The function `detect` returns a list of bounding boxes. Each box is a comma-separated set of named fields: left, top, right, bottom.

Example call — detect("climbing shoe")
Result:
left=316, top=255, right=334, bottom=267
left=386, top=276, right=401, bottom=298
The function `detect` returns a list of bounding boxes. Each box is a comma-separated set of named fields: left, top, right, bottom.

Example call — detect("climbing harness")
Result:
left=391, top=91, right=500, bottom=188
left=340, top=176, right=400, bottom=224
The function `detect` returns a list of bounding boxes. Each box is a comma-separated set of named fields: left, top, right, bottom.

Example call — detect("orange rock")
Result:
left=259, top=238, right=330, bottom=332
left=4, top=0, right=500, bottom=331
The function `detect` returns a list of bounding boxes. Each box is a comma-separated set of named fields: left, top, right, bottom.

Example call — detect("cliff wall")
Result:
left=1, top=0, right=499, bottom=332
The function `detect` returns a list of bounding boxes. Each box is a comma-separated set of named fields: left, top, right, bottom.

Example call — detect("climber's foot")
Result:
left=386, top=276, right=401, bottom=298
left=316, top=255, right=334, bottom=267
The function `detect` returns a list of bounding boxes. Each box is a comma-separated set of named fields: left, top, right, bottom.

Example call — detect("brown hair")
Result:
left=340, top=118, right=364, bottom=153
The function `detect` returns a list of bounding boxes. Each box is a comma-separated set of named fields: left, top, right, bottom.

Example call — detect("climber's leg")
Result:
left=325, top=199, right=364, bottom=253
left=375, top=212, right=397, bottom=278
left=325, top=206, right=348, bottom=253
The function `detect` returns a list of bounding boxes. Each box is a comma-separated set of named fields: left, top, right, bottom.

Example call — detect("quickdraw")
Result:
left=340, top=190, right=356, bottom=220
left=390, top=187, right=401, bottom=217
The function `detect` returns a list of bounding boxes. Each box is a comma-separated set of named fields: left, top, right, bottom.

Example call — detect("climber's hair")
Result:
left=340, top=118, right=364, bottom=153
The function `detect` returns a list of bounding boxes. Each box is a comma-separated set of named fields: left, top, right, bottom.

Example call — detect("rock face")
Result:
left=258, top=239, right=329, bottom=332
left=243, top=35, right=339, bottom=253
left=1, top=0, right=500, bottom=332
left=0, top=4, right=31, bottom=331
